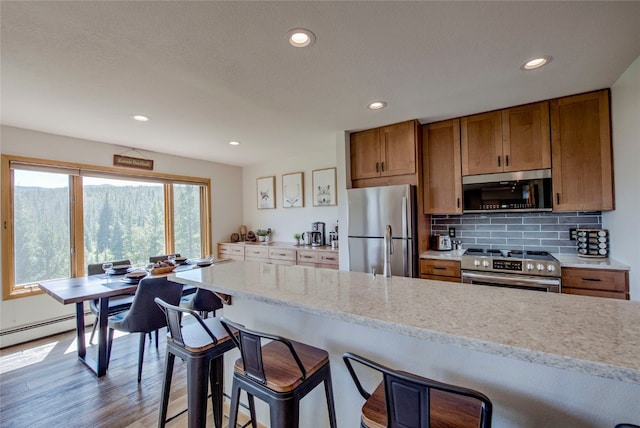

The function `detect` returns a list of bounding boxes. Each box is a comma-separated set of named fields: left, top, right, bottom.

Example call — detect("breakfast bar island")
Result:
left=172, top=261, right=640, bottom=427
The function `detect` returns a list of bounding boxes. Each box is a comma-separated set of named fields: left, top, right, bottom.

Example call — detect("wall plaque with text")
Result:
left=113, top=154, right=154, bottom=170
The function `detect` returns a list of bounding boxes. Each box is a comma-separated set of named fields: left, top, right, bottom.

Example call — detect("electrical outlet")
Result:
left=569, top=228, right=577, bottom=241
left=448, top=227, right=456, bottom=238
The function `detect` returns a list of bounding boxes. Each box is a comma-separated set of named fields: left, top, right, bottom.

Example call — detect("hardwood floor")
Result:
left=0, top=322, right=256, bottom=428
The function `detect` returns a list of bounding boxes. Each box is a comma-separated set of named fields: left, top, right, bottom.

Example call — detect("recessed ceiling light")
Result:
left=368, top=101, right=387, bottom=110
left=229, top=141, right=240, bottom=146
left=132, top=114, right=150, bottom=122
left=287, top=28, right=316, bottom=48
left=522, top=56, right=553, bottom=70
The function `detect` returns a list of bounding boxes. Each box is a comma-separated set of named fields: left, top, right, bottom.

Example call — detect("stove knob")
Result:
left=526, top=263, right=534, bottom=271
left=482, top=260, right=490, bottom=267
left=536, top=263, right=544, bottom=271
left=547, top=264, right=556, bottom=273
left=474, top=259, right=481, bottom=267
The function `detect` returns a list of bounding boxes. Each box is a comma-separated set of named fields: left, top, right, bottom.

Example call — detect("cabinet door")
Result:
left=380, top=120, right=417, bottom=177
left=422, top=119, right=462, bottom=214
left=551, top=90, right=614, bottom=211
left=461, top=111, right=502, bottom=175
left=350, top=128, right=381, bottom=180
left=502, top=101, right=551, bottom=172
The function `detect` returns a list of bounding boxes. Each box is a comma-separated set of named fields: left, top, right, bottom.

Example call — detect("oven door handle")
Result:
left=462, top=272, right=560, bottom=287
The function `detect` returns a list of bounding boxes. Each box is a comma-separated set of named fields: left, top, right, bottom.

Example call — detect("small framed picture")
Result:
left=257, top=176, right=276, bottom=209
left=312, top=167, right=337, bottom=206
left=282, top=172, right=304, bottom=208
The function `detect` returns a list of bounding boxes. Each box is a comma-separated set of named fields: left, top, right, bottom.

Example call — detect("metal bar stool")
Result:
left=220, top=318, right=337, bottom=428
left=343, top=352, right=493, bottom=428
left=154, top=298, right=237, bottom=428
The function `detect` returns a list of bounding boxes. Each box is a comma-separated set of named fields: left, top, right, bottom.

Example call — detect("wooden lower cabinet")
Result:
left=561, top=267, right=629, bottom=300
left=297, top=249, right=339, bottom=269
left=217, top=243, right=245, bottom=261
left=420, top=259, right=461, bottom=283
left=218, top=243, right=338, bottom=269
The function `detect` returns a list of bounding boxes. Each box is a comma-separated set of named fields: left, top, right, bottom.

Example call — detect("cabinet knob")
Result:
left=381, top=162, right=385, bottom=172
left=505, top=155, right=509, bottom=166
left=376, top=162, right=379, bottom=172
left=497, top=156, right=501, bottom=167
left=556, top=193, right=561, bottom=205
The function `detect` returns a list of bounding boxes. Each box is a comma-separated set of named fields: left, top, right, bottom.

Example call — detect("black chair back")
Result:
left=116, top=277, right=183, bottom=333
left=220, top=317, right=307, bottom=385
left=88, top=259, right=131, bottom=276
left=154, top=297, right=222, bottom=349
left=149, top=254, right=181, bottom=263
left=343, top=352, right=493, bottom=428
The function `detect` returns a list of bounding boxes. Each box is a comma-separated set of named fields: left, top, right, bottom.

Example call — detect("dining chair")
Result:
left=87, top=259, right=134, bottom=345
left=343, top=352, right=493, bottom=428
left=154, top=298, right=238, bottom=428
left=149, top=253, right=181, bottom=263
left=107, top=276, right=183, bottom=382
left=181, top=288, right=224, bottom=319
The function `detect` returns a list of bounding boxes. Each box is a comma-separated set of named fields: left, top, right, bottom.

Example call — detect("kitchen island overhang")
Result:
left=172, top=262, right=640, bottom=427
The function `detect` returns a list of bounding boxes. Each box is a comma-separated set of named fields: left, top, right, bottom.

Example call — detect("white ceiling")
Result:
left=2, top=1, right=639, bottom=167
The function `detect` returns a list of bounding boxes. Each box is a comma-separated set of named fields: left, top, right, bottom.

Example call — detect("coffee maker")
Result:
left=311, top=222, right=325, bottom=246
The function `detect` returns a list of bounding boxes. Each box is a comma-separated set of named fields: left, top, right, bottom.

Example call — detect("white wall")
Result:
left=0, top=125, right=242, bottom=346
left=241, top=142, right=339, bottom=244
left=604, top=55, right=640, bottom=301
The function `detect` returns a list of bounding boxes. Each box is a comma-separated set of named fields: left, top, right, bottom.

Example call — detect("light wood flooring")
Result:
left=0, top=324, right=256, bottom=428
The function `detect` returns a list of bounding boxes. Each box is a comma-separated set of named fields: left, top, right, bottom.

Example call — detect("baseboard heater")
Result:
left=0, top=311, right=92, bottom=337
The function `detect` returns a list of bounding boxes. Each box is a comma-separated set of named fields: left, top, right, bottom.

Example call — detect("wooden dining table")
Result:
left=38, top=263, right=207, bottom=377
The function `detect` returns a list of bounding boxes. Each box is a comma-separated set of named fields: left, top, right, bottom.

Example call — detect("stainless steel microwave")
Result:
left=462, top=169, right=552, bottom=213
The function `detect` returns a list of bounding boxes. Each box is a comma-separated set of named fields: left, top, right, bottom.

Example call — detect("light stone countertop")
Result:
left=419, top=249, right=465, bottom=260
left=552, top=253, right=630, bottom=270
left=220, top=241, right=338, bottom=252
left=173, top=261, right=640, bottom=384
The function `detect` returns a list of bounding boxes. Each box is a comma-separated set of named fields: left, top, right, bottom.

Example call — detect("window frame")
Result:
left=1, top=154, right=212, bottom=300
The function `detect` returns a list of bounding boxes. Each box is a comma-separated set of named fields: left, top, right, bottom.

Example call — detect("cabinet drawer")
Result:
left=269, top=248, right=297, bottom=261
left=244, top=246, right=269, bottom=258
left=562, top=287, right=626, bottom=300
left=297, top=250, right=318, bottom=263
left=218, top=244, right=244, bottom=256
left=319, top=252, right=339, bottom=266
left=420, top=259, right=460, bottom=278
left=421, top=274, right=461, bottom=283
left=561, top=268, right=628, bottom=293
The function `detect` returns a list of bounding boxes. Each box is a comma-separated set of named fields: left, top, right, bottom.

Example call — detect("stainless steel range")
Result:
left=461, top=248, right=561, bottom=292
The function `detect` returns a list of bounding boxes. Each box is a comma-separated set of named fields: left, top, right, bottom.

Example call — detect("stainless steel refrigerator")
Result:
left=347, top=184, right=417, bottom=277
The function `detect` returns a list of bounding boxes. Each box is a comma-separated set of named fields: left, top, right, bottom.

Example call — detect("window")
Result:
left=1, top=155, right=211, bottom=299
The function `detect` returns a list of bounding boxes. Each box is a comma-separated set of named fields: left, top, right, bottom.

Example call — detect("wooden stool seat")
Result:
left=233, top=339, right=329, bottom=393
left=362, top=381, right=486, bottom=428
left=344, top=352, right=492, bottom=428
left=178, top=317, right=232, bottom=353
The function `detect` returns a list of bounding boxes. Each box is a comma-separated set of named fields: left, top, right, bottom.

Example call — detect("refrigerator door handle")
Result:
left=402, top=195, right=408, bottom=276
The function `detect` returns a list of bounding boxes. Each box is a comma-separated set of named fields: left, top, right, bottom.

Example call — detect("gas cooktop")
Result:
left=463, top=248, right=556, bottom=261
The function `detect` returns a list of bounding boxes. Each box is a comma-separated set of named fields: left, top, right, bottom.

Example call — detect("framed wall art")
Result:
left=312, top=167, right=337, bottom=206
left=257, top=176, right=276, bottom=209
left=282, top=172, right=304, bottom=208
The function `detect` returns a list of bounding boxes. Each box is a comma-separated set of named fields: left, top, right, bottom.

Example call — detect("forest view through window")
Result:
left=83, top=177, right=165, bottom=268
left=2, top=155, right=211, bottom=299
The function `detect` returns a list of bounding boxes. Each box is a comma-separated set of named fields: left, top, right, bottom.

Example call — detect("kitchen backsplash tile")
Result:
left=431, top=211, right=602, bottom=254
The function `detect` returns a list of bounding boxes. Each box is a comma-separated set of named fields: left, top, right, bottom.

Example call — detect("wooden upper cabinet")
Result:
left=502, top=101, right=551, bottom=172
left=461, top=102, right=551, bottom=176
left=461, top=111, right=502, bottom=176
left=350, top=127, right=381, bottom=180
left=379, top=121, right=417, bottom=177
left=422, top=119, right=462, bottom=214
left=551, top=90, right=614, bottom=211
left=350, top=120, right=418, bottom=183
